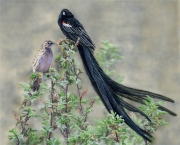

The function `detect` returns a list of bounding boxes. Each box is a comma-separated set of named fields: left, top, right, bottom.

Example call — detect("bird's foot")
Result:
left=50, top=62, right=54, bottom=68
left=74, top=37, right=80, bottom=48
left=37, top=72, right=43, bottom=78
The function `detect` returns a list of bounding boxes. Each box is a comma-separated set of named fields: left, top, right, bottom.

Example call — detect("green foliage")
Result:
left=139, top=97, right=169, bottom=133
left=97, top=41, right=122, bottom=77
left=9, top=40, right=169, bottom=145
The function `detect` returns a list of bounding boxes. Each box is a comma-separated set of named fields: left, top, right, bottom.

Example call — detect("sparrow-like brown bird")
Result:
left=32, top=40, right=55, bottom=91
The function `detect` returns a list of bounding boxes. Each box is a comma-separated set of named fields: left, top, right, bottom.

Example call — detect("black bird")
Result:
left=58, top=9, right=176, bottom=141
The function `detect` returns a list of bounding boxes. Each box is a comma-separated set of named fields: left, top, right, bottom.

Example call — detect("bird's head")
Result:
left=59, top=9, right=74, bottom=19
left=43, top=40, right=55, bottom=48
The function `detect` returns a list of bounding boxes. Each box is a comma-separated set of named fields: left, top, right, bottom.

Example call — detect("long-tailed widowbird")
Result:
left=57, top=9, right=176, bottom=142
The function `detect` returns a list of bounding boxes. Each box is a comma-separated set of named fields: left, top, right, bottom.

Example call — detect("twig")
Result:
left=68, top=38, right=84, bottom=116
left=15, top=135, right=20, bottom=145
left=65, top=84, right=69, bottom=114
left=65, top=84, right=69, bottom=139
left=46, top=79, right=55, bottom=144
left=83, top=100, right=95, bottom=128
left=11, top=130, right=20, bottom=145
left=114, top=132, right=119, bottom=142
left=20, top=110, right=30, bottom=135
left=70, top=61, right=84, bottom=116
left=63, top=73, right=69, bottom=144
left=16, top=140, right=20, bottom=145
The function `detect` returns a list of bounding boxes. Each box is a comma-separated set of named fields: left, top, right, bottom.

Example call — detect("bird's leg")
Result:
left=38, top=72, right=43, bottom=79
left=50, top=62, right=54, bottom=68
left=74, top=37, right=80, bottom=48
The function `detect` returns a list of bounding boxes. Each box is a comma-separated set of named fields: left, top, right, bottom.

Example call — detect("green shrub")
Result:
left=9, top=40, right=168, bottom=145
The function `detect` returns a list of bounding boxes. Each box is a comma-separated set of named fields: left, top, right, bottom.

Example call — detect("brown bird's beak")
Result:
left=54, top=42, right=59, bottom=47
left=51, top=42, right=58, bottom=47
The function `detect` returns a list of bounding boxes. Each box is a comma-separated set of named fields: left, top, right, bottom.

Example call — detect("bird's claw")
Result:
left=50, top=62, right=53, bottom=68
left=37, top=72, right=43, bottom=78
left=75, top=37, right=80, bottom=48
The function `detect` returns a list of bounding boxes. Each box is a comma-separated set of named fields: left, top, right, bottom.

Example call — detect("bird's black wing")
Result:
left=60, top=18, right=95, bottom=51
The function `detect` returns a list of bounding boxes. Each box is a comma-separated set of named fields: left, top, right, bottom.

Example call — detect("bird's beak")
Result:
left=54, top=42, right=59, bottom=47
left=51, top=42, right=58, bottom=46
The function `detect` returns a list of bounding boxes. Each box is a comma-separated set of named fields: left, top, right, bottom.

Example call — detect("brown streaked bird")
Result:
left=32, top=40, right=55, bottom=91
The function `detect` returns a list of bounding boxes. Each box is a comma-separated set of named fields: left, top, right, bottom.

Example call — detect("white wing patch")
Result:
left=62, top=22, right=72, bottom=28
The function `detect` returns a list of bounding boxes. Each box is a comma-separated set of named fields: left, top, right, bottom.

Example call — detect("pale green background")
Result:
left=0, top=0, right=179, bottom=144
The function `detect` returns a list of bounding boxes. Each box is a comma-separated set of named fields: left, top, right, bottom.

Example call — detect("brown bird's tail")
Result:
left=32, top=73, right=42, bottom=92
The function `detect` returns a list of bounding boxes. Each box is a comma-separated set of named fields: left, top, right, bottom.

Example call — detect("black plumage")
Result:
left=57, top=9, right=176, bottom=141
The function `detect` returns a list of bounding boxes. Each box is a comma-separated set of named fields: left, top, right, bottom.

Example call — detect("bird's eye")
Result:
left=63, top=12, right=65, bottom=15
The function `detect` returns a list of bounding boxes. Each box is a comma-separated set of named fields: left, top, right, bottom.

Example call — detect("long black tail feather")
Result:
left=80, top=45, right=176, bottom=116
left=78, top=45, right=176, bottom=141
left=158, top=105, right=177, bottom=116
left=78, top=45, right=154, bottom=141
left=91, top=52, right=175, bottom=103
left=114, top=94, right=151, bottom=122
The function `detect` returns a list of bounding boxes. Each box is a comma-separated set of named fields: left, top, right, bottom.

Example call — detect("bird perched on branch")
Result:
left=57, top=9, right=176, bottom=142
left=32, top=40, right=55, bottom=91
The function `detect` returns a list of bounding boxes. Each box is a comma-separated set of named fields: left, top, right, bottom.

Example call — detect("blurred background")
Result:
left=0, top=0, right=179, bottom=144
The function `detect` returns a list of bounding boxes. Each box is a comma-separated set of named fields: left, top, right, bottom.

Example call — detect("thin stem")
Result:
left=46, top=79, right=54, bottom=144
left=14, top=133, right=20, bottom=145
left=83, top=100, right=94, bottom=128
left=65, top=84, right=69, bottom=114
left=114, top=132, right=119, bottom=143
left=21, top=110, right=30, bottom=135
left=64, top=83, right=69, bottom=145
left=19, top=94, right=32, bottom=135
left=70, top=61, right=84, bottom=116
left=67, top=39, right=84, bottom=116
left=62, top=71, right=69, bottom=144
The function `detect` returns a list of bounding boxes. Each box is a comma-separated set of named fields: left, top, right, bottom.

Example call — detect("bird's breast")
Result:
left=36, top=48, right=53, bottom=73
